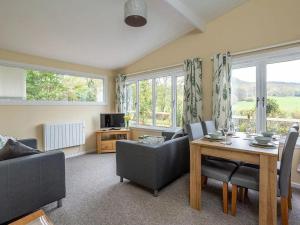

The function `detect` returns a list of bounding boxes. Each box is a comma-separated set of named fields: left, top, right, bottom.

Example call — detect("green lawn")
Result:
left=233, top=96, right=300, bottom=118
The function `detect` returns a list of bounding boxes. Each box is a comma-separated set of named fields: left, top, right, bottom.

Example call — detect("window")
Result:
left=231, top=47, right=300, bottom=134
left=125, top=66, right=184, bottom=128
left=0, top=64, right=106, bottom=104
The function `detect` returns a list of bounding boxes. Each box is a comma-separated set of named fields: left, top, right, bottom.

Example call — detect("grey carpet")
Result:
left=45, top=153, right=300, bottom=225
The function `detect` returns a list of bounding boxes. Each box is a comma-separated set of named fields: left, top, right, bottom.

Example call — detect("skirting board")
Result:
left=65, top=149, right=96, bottom=159
left=292, top=182, right=300, bottom=190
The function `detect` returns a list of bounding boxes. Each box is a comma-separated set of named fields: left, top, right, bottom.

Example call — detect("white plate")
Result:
left=204, top=135, right=224, bottom=140
left=250, top=140, right=276, bottom=148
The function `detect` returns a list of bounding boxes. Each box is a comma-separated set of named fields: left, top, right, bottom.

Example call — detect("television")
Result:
left=100, top=113, right=125, bottom=129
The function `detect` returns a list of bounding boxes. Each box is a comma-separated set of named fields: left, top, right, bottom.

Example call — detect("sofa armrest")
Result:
left=155, top=136, right=190, bottom=188
left=116, top=140, right=158, bottom=189
left=0, top=150, right=65, bottom=224
left=18, top=138, right=38, bottom=149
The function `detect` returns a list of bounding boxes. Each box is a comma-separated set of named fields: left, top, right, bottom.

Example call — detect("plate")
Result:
left=204, top=135, right=224, bottom=140
left=250, top=140, right=277, bottom=148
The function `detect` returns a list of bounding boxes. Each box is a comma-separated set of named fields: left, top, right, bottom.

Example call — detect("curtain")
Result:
left=115, top=74, right=127, bottom=113
left=183, top=58, right=203, bottom=127
left=212, top=52, right=232, bottom=129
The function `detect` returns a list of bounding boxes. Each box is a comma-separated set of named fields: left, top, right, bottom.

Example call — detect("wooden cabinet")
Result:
left=96, top=129, right=131, bottom=153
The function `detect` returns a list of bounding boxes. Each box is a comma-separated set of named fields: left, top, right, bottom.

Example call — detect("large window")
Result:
left=0, top=64, right=105, bottom=104
left=231, top=47, right=300, bottom=134
left=126, top=67, right=184, bottom=128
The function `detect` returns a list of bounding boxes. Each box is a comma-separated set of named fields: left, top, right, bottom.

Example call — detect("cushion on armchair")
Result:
left=0, top=139, right=40, bottom=161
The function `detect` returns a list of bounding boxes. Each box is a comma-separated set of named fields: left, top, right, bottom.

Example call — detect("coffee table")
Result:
left=9, top=210, right=53, bottom=225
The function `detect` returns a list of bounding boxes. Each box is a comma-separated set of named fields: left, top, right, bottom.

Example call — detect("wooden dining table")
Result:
left=190, top=134, right=279, bottom=225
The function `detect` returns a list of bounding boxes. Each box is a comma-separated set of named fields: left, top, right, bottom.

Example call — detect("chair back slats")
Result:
left=279, top=128, right=299, bottom=197
left=186, top=123, right=204, bottom=141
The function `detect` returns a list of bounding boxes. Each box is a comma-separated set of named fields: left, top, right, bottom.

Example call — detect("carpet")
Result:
left=45, top=153, right=300, bottom=225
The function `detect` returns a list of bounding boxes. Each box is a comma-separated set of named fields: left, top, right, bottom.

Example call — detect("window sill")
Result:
left=0, top=99, right=108, bottom=106
left=129, top=125, right=179, bottom=132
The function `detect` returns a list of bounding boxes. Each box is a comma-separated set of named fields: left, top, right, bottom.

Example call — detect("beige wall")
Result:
left=0, top=49, right=115, bottom=156
left=120, top=0, right=300, bottom=184
left=121, top=0, right=300, bottom=120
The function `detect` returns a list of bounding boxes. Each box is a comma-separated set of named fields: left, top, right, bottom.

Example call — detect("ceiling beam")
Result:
left=164, top=0, right=205, bottom=32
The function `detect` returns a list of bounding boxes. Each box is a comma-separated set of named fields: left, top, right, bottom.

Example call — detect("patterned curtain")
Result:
left=183, top=58, right=203, bottom=128
left=212, top=52, right=232, bottom=129
left=115, top=74, right=127, bottom=113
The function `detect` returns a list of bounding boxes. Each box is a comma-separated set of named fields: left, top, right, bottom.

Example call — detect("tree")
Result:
left=139, top=80, right=152, bottom=124
left=266, top=98, right=280, bottom=117
left=26, top=70, right=67, bottom=101
left=26, top=71, right=100, bottom=102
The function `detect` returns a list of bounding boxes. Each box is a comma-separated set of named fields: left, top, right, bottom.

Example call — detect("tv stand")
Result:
left=110, top=127, right=121, bottom=130
left=96, top=129, right=131, bottom=153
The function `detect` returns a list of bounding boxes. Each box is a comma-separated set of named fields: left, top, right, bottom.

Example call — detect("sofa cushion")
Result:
left=0, top=139, right=40, bottom=161
left=0, top=135, right=16, bottom=149
left=171, top=129, right=184, bottom=139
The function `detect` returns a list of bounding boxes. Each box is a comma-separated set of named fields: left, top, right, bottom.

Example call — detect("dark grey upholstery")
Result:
left=230, top=128, right=299, bottom=197
left=18, top=138, right=38, bottom=149
left=186, top=123, right=204, bottom=141
left=116, top=136, right=189, bottom=193
left=161, top=128, right=184, bottom=141
left=186, top=123, right=238, bottom=183
left=202, top=159, right=238, bottom=183
left=202, top=120, right=216, bottom=135
left=279, top=129, right=299, bottom=196
left=0, top=139, right=66, bottom=224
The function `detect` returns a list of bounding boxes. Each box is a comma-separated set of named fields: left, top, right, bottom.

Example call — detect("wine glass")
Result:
left=222, top=127, right=229, bottom=145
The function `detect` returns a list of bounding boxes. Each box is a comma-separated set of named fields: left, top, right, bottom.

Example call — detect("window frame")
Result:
left=0, top=60, right=108, bottom=106
left=232, top=46, right=300, bottom=133
left=126, top=66, right=184, bottom=129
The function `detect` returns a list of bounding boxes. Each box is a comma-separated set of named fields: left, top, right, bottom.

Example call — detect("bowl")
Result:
left=261, top=132, right=274, bottom=138
left=208, top=132, right=222, bottom=139
left=255, top=136, right=272, bottom=145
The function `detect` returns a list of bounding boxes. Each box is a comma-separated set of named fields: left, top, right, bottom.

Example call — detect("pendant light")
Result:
left=124, top=0, right=147, bottom=27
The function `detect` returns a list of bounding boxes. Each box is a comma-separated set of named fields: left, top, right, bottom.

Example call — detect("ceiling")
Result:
left=0, top=0, right=248, bottom=70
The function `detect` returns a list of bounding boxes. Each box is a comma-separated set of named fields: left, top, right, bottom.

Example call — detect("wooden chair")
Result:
left=186, top=123, right=238, bottom=214
left=230, top=128, right=299, bottom=225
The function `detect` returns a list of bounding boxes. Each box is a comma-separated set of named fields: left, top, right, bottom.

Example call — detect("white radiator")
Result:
left=43, top=122, right=85, bottom=151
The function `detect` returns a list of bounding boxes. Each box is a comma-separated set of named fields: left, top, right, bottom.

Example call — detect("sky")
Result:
left=232, top=59, right=300, bottom=83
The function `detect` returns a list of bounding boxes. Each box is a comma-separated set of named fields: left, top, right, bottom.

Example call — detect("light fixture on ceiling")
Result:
left=124, top=0, right=147, bottom=27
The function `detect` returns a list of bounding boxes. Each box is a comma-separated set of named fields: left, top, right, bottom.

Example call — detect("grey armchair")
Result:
left=186, top=123, right=238, bottom=213
left=116, top=136, right=189, bottom=196
left=0, top=139, right=66, bottom=224
left=230, top=128, right=299, bottom=225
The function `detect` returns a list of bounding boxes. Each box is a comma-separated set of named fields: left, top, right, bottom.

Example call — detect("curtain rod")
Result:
left=210, top=40, right=300, bottom=60
left=125, top=63, right=184, bottom=76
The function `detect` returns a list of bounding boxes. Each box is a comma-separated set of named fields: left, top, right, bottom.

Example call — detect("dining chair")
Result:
left=187, top=123, right=238, bottom=214
left=230, top=128, right=299, bottom=225
left=291, top=123, right=299, bottom=132
left=201, top=120, right=217, bottom=135
left=242, top=124, right=299, bottom=205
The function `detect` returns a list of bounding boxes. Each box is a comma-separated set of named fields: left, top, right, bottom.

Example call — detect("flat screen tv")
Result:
left=100, top=113, right=125, bottom=129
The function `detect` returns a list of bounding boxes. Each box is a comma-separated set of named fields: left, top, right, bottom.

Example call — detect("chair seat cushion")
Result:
left=230, top=166, right=260, bottom=191
left=202, top=159, right=238, bottom=183
left=231, top=166, right=281, bottom=196
left=243, top=161, right=280, bottom=174
left=207, top=156, right=242, bottom=166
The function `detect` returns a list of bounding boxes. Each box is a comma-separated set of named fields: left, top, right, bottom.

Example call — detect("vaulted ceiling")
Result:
left=0, top=0, right=248, bottom=69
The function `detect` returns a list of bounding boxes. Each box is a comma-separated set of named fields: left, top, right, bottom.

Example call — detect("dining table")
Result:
left=189, top=133, right=279, bottom=225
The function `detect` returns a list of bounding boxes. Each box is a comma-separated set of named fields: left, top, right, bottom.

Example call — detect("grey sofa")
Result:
left=0, top=139, right=66, bottom=224
left=116, top=135, right=189, bottom=196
